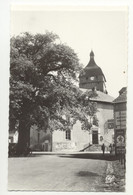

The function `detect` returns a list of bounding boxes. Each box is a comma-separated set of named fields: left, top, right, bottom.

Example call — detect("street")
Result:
left=8, top=153, right=113, bottom=191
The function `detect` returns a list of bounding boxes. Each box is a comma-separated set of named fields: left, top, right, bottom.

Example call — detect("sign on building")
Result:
left=115, top=111, right=126, bottom=130
left=108, top=119, right=114, bottom=129
left=115, top=129, right=125, bottom=147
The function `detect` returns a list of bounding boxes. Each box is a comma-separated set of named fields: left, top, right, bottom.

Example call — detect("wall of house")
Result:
left=13, top=131, right=19, bottom=143
left=52, top=121, right=90, bottom=152
left=30, top=125, right=52, bottom=151
left=30, top=102, right=114, bottom=152
left=96, top=102, right=114, bottom=146
left=52, top=102, right=114, bottom=152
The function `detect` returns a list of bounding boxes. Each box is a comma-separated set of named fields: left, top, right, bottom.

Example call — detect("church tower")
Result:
left=79, top=51, right=107, bottom=93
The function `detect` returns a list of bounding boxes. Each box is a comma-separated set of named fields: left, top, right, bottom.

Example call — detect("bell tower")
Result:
left=79, top=51, right=107, bottom=93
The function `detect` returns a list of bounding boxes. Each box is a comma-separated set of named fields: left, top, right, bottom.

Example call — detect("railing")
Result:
left=79, top=143, right=92, bottom=152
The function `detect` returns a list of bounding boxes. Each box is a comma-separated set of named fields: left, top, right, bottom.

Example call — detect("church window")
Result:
left=66, top=130, right=71, bottom=140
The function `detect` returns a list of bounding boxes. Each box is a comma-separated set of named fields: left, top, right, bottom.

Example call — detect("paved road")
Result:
left=8, top=153, right=108, bottom=191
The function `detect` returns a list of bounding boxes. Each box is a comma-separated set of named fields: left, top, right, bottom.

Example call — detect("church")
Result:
left=30, top=51, right=115, bottom=152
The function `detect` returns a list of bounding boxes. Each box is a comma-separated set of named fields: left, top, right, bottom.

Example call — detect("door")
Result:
left=92, top=131, right=98, bottom=144
left=44, top=143, right=48, bottom=151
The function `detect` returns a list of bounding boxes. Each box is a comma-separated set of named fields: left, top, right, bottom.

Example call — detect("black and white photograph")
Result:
left=1, top=1, right=131, bottom=193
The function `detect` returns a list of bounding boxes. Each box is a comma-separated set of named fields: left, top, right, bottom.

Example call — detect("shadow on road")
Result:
left=9, top=152, right=118, bottom=161
left=77, top=171, right=100, bottom=177
left=59, top=153, right=117, bottom=161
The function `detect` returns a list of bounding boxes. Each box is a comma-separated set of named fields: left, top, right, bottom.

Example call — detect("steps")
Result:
left=83, top=144, right=102, bottom=152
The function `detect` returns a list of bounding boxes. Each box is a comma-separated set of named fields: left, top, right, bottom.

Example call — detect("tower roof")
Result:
left=79, top=51, right=106, bottom=81
left=90, top=50, right=94, bottom=57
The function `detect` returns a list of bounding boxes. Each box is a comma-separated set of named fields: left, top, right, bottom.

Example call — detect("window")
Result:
left=92, top=131, right=98, bottom=144
left=66, top=130, right=71, bottom=140
left=90, top=76, right=95, bottom=81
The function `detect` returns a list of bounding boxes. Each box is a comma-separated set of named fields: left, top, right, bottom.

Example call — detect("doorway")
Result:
left=92, top=131, right=98, bottom=144
left=44, top=143, right=48, bottom=151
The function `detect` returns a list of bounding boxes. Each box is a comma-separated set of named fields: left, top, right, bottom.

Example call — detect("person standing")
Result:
left=109, top=143, right=113, bottom=154
left=101, top=143, right=105, bottom=155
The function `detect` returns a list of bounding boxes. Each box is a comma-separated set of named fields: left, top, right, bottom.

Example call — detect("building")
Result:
left=9, top=130, right=18, bottom=144
left=9, top=120, right=19, bottom=144
left=113, top=87, right=127, bottom=154
left=52, top=51, right=115, bottom=152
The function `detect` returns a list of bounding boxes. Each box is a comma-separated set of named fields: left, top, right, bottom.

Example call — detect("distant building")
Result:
left=9, top=120, right=19, bottom=143
left=9, top=130, right=18, bottom=143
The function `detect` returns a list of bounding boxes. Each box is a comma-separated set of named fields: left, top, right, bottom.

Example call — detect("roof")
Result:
left=119, top=87, right=127, bottom=95
left=80, top=88, right=115, bottom=103
left=9, top=131, right=15, bottom=137
left=79, top=51, right=106, bottom=81
left=113, top=87, right=127, bottom=103
left=90, top=50, right=94, bottom=57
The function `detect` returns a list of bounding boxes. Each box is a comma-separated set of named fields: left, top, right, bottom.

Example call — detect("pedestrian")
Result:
left=109, top=144, right=112, bottom=154
left=101, top=143, right=105, bottom=155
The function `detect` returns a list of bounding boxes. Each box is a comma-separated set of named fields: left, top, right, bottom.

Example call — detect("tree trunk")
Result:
left=16, top=117, right=30, bottom=155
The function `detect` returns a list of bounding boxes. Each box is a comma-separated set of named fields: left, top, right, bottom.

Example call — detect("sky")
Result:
left=11, top=6, right=128, bottom=98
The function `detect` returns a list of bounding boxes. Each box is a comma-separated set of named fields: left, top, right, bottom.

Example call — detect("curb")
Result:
left=31, top=151, right=110, bottom=155
left=104, top=161, right=125, bottom=192
left=105, top=162, right=116, bottom=184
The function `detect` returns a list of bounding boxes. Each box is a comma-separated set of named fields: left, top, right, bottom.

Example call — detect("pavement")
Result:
left=8, top=152, right=116, bottom=192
